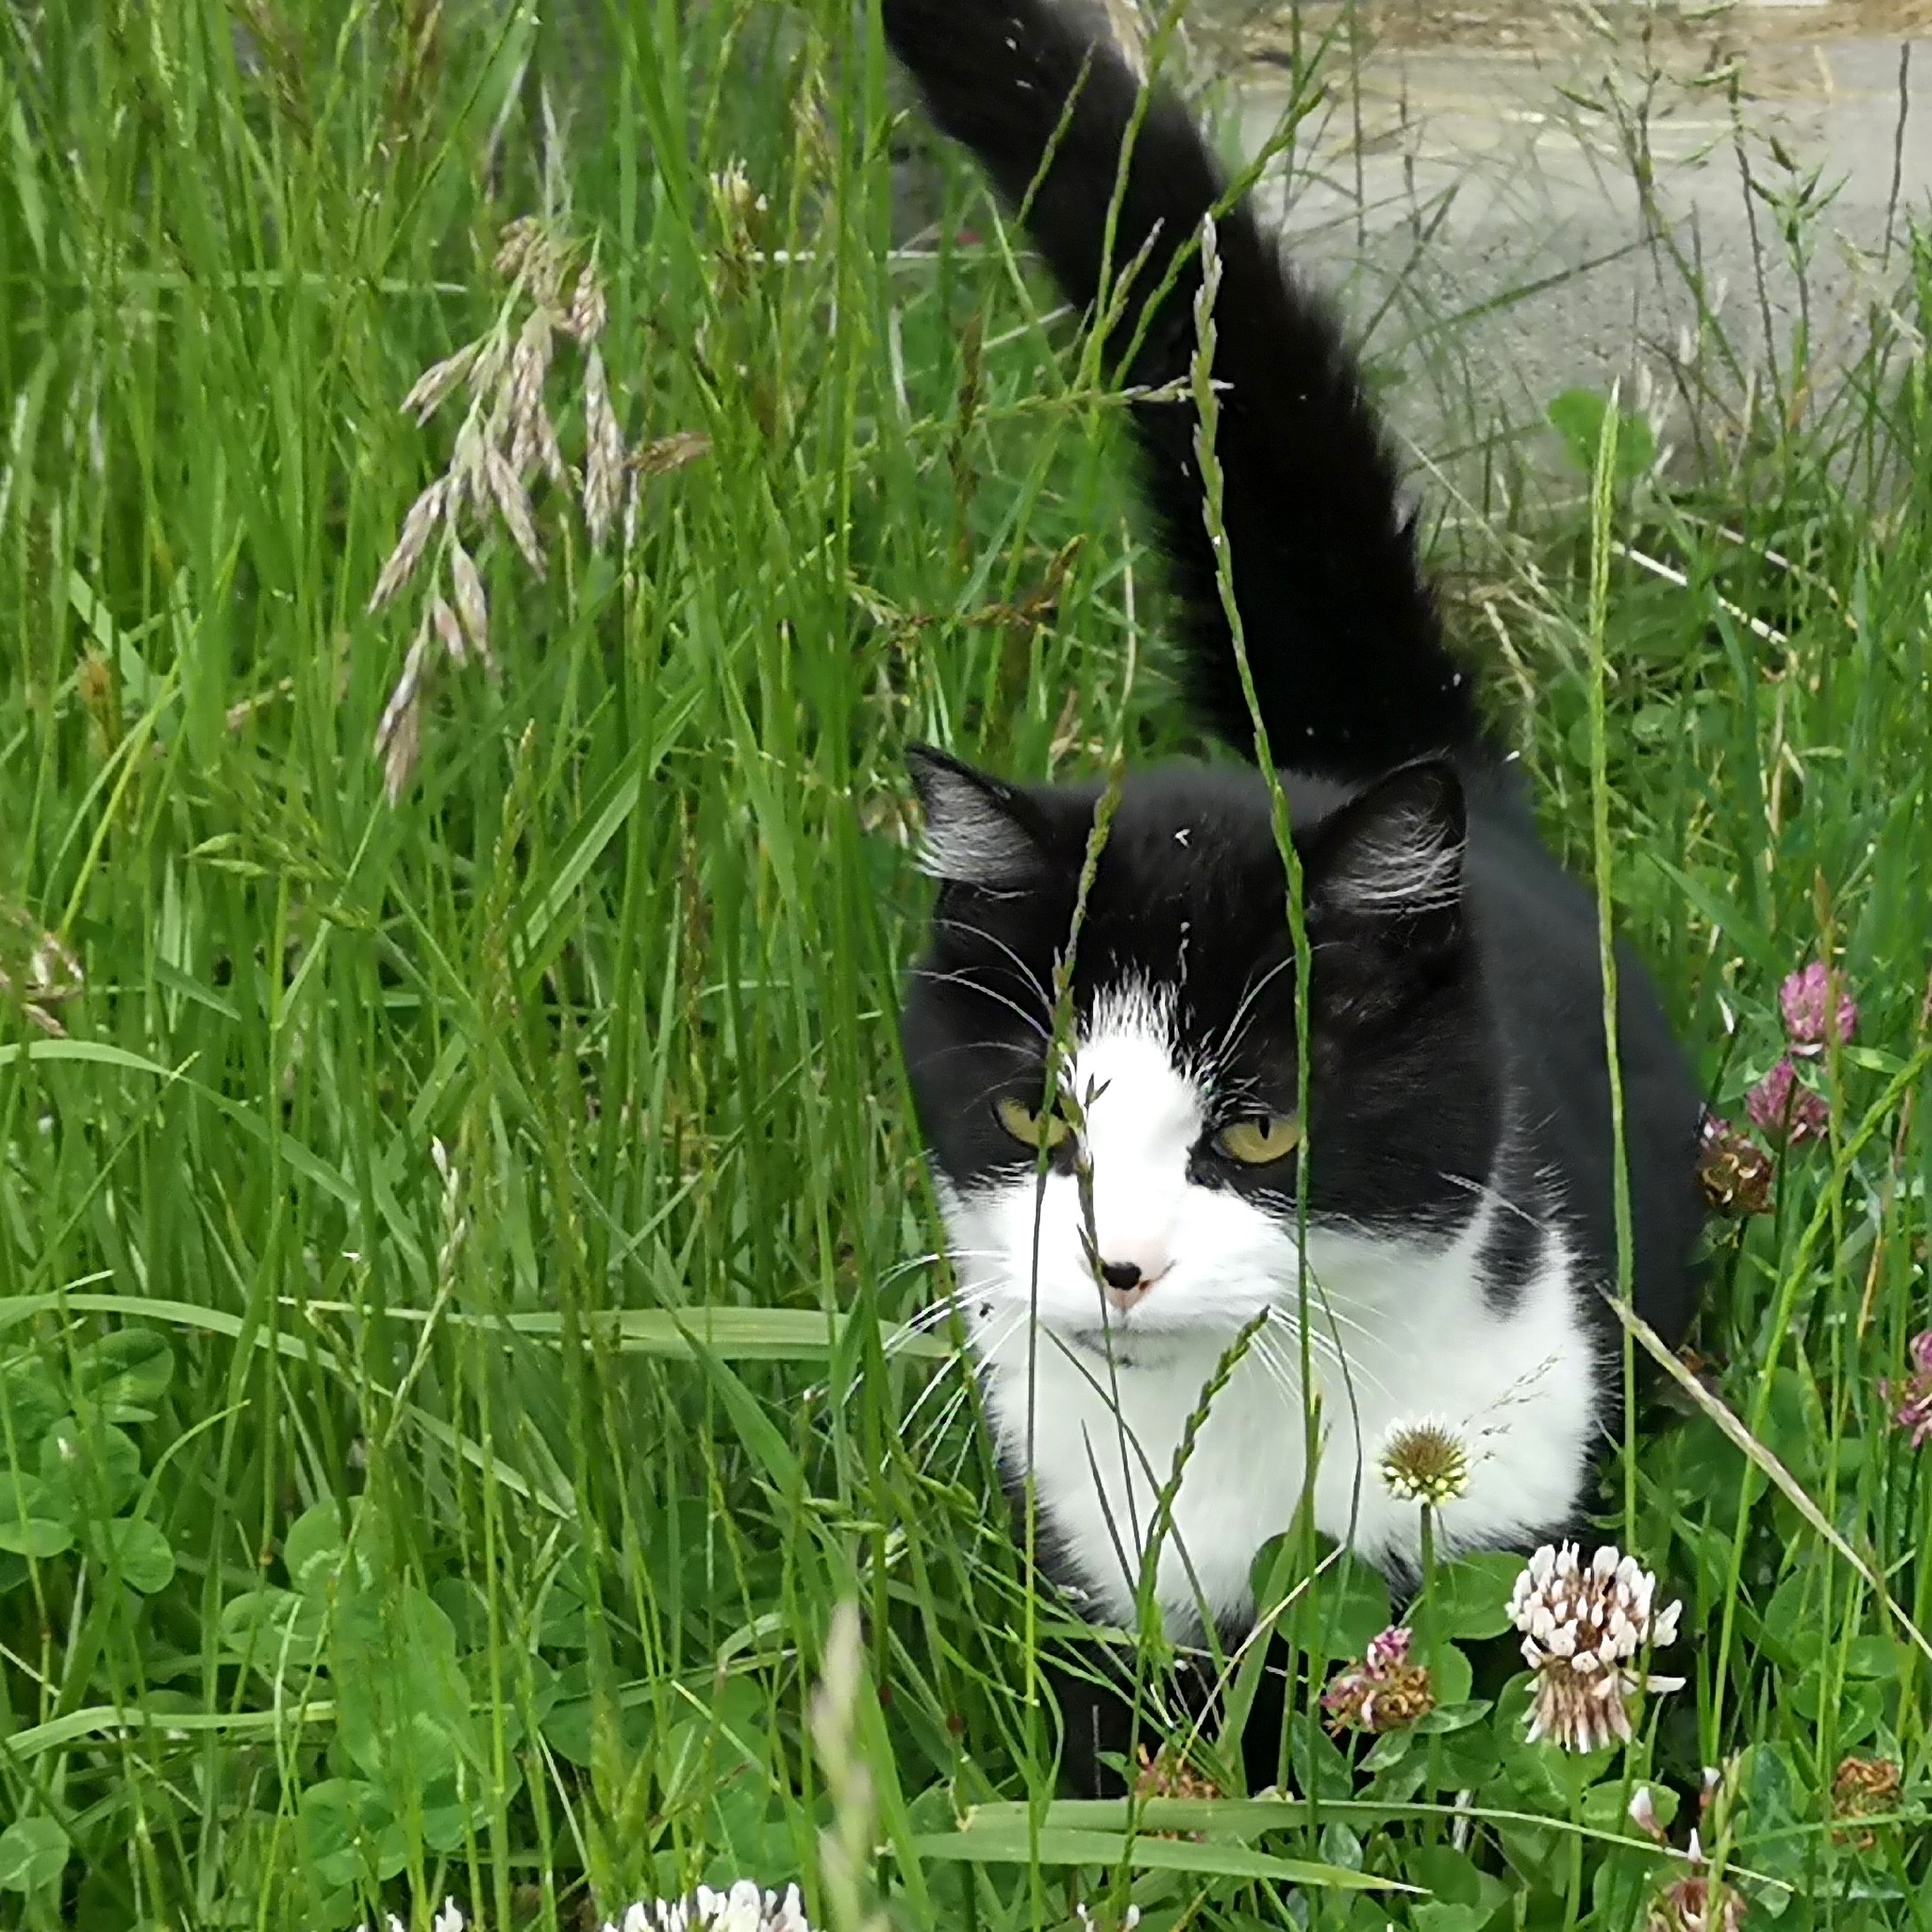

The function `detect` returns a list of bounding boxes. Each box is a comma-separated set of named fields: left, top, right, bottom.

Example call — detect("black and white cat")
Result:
left=887, top=0, right=1703, bottom=1680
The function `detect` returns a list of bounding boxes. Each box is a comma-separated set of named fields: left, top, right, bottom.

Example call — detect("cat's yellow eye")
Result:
left=997, top=1095, right=1072, bottom=1152
left=1215, top=1114, right=1302, bottom=1165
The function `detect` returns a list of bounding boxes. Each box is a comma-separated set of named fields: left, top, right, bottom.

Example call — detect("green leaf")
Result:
left=0, top=1816, right=71, bottom=1892
left=1547, top=386, right=1656, bottom=483
left=284, top=1499, right=354, bottom=1596
left=1412, top=1906, right=1489, bottom=1932
left=297, top=1778, right=378, bottom=1894
left=0, top=1509, right=72, bottom=1560
left=0, top=1038, right=185, bottom=1077
left=0, top=1359, right=65, bottom=1457
left=330, top=1584, right=481, bottom=1792
left=1302, top=1549, right=1393, bottom=1662
left=221, top=1586, right=327, bottom=1665
left=72, top=1328, right=175, bottom=1422
left=421, top=1775, right=479, bottom=1854
left=906, top=1826, right=1407, bottom=1891
left=1426, top=1552, right=1524, bottom=1640
left=0, top=1469, right=72, bottom=1557
left=1844, top=1634, right=1901, bottom=1678
left=1427, top=1640, right=1474, bottom=1708
left=680, top=1325, right=803, bottom=1496
left=1582, top=1778, right=1677, bottom=1837
left=1405, top=1843, right=1484, bottom=1905
left=1412, top=1698, right=1491, bottom=1736
left=39, top=1416, right=142, bottom=1516
left=99, top=1515, right=176, bottom=1593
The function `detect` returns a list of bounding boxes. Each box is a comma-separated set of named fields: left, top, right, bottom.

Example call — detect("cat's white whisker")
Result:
left=1217, top=954, right=1296, bottom=1058
left=932, top=916, right=1056, bottom=1021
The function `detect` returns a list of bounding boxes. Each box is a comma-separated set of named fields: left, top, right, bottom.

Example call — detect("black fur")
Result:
left=883, top=0, right=1477, bottom=779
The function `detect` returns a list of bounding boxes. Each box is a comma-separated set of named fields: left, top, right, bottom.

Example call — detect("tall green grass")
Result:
left=0, top=3, right=1929, bottom=1928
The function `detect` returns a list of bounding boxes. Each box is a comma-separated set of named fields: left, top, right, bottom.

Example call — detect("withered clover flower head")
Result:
left=1830, top=1753, right=1902, bottom=1850
left=1321, top=1624, right=1436, bottom=1735
left=1882, top=1329, right=1932, bottom=1448
left=1507, top=1542, right=1684, bottom=1753
left=1695, top=1109, right=1774, bottom=1218
left=1647, top=1834, right=1746, bottom=1932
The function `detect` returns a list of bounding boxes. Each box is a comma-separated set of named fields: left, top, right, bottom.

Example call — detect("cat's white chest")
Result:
left=968, top=1214, right=1598, bottom=1635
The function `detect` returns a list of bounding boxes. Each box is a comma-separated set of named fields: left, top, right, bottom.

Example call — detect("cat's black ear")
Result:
left=906, top=745, right=1048, bottom=890
left=1306, top=760, right=1466, bottom=944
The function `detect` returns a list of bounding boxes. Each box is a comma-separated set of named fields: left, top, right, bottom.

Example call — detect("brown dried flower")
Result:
left=1132, top=1743, right=1221, bottom=1803
left=624, top=432, right=711, bottom=552
left=1696, top=1110, right=1774, bottom=1217
left=1830, top=1754, right=1900, bottom=1849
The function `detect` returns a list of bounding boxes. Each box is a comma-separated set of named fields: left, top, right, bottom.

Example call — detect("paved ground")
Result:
left=1218, top=1, right=1932, bottom=475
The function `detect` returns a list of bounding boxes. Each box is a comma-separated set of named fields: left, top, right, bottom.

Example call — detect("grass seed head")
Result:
left=368, top=475, right=446, bottom=611
left=483, top=442, right=544, bottom=574
left=449, top=543, right=491, bottom=670
left=582, top=346, right=627, bottom=549
left=505, top=308, right=557, bottom=478
left=400, top=341, right=480, bottom=423
left=374, top=615, right=433, bottom=802
left=0, top=908, right=84, bottom=1038
left=567, top=262, right=608, bottom=344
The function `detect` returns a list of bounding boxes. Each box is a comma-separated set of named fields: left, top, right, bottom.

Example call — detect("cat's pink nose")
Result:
left=1097, top=1251, right=1169, bottom=1309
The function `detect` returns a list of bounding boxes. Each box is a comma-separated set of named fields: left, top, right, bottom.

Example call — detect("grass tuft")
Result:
left=2, top=2, right=1930, bottom=1928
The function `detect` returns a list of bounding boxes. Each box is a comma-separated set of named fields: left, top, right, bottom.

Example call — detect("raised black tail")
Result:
left=882, top=0, right=1485, bottom=783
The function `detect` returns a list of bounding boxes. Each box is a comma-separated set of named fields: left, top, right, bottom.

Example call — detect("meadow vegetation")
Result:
left=1, top=2, right=1930, bottom=1927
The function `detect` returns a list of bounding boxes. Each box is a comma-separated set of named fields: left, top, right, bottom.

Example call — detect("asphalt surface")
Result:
left=1229, top=4, right=1932, bottom=473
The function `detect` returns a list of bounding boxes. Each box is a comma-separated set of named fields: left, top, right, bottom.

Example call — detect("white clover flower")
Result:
left=359, top=1882, right=816, bottom=1932
left=1506, top=1541, right=1685, bottom=1753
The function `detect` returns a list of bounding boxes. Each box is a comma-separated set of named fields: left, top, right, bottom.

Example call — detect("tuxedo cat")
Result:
left=886, top=0, right=1703, bottom=1782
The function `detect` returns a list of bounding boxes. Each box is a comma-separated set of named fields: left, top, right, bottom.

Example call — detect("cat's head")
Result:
left=899, top=746, right=1502, bottom=1350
